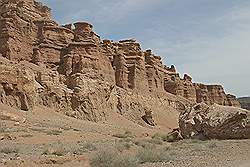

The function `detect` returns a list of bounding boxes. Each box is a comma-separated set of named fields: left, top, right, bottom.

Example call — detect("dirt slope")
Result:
left=1, top=103, right=250, bottom=167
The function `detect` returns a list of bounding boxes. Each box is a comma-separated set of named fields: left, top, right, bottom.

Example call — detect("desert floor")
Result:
left=0, top=104, right=249, bottom=167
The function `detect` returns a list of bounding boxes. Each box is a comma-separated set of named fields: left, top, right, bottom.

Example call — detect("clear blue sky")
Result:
left=40, top=0, right=250, bottom=97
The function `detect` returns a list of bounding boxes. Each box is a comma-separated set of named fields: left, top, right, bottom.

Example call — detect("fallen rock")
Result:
left=142, top=110, right=156, bottom=126
left=166, top=128, right=183, bottom=142
left=179, top=103, right=250, bottom=140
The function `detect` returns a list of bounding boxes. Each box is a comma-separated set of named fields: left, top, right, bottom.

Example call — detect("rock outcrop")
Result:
left=179, top=103, right=250, bottom=139
left=0, top=0, right=241, bottom=126
left=0, top=0, right=52, bottom=61
left=194, top=84, right=241, bottom=107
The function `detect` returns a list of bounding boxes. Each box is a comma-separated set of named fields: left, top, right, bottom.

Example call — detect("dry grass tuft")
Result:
left=90, top=147, right=138, bottom=167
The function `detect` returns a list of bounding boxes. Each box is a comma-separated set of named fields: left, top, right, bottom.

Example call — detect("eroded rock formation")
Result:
left=0, top=0, right=241, bottom=125
left=194, top=84, right=241, bottom=107
left=179, top=103, right=250, bottom=139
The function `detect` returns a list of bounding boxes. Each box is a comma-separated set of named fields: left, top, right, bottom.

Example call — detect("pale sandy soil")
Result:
left=0, top=104, right=249, bottom=167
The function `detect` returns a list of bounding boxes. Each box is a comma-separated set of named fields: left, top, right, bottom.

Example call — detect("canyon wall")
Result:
left=0, top=0, right=240, bottom=124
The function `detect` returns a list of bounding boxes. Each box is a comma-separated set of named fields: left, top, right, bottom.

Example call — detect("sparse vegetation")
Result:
left=30, top=128, right=63, bottom=136
left=134, top=140, right=156, bottom=149
left=73, top=143, right=97, bottom=154
left=152, top=133, right=175, bottom=142
left=61, top=126, right=72, bottom=131
left=42, top=142, right=66, bottom=156
left=145, top=138, right=163, bottom=145
left=136, top=147, right=173, bottom=163
left=46, top=130, right=62, bottom=136
left=90, top=147, right=138, bottom=167
left=0, top=147, right=19, bottom=154
left=0, top=123, right=13, bottom=133
left=20, top=133, right=33, bottom=138
left=178, top=138, right=203, bottom=144
left=109, top=154, right=138, bottom=167
left=206, top=140, right=219, bottom=149
left=189, top=139, right=202, bottom=143
left=30, top=127, right=46, bottom=133
left=113, top=131, right=135, bottom=139
left=42, top=147, right=66, bottom=156
left=115, top=141, right=133, bottom=152
left=0, top=123, right=5, bottom=133
left=0, top=127, right=5, bottom=133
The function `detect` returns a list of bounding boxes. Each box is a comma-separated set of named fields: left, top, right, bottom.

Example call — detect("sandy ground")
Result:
left=0, top=104, right=249, bottom=167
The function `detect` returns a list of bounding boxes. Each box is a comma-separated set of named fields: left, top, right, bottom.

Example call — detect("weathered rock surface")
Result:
left=194, top=84, right=241, bottom=107
left=0, top=0, right=242, bottom=128
left=179, top=103, right=250, bottom=139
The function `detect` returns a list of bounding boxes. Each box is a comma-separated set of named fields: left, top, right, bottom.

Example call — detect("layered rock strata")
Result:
left=179, top=103, right=250, bottom=139
left=0, top=0, right=241, bottom=124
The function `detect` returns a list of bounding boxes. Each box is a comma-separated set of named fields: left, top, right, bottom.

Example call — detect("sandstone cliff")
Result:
left=0, top=0, right=241, bottom=126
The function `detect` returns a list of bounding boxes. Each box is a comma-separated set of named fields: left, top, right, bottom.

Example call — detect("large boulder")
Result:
left=179, top=103, right=250, bottom=139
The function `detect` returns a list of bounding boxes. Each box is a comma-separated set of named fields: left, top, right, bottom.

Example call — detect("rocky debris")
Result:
left=238, top=97, right=250, bottom=110
left=142, top=110, right=156, bottom=126
left=0, top=134, right=16, bottom=141
left=179, top=103, right=250, bottom=139
left=0, top=0, right=241, bottom=125
left=166, top=128, right=183, bottom=142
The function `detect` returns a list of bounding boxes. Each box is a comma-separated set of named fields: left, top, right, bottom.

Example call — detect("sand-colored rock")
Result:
left=0, top=0, right=241, bottom=126
left=179, top=103, right=250, bottom=139
left=195, top=84, right=241, bottom=107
